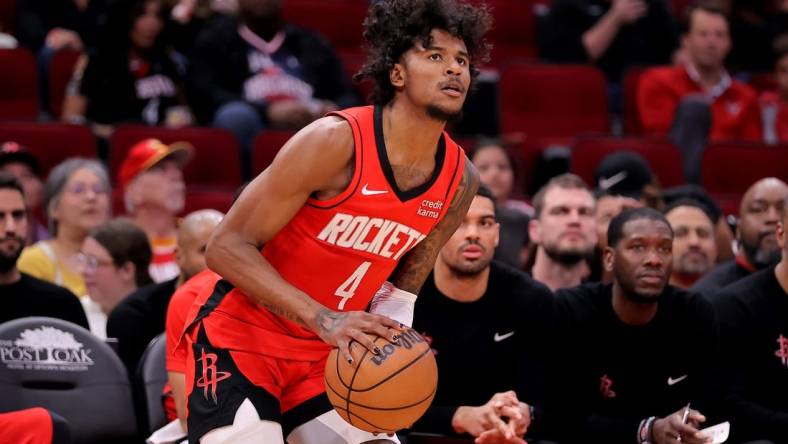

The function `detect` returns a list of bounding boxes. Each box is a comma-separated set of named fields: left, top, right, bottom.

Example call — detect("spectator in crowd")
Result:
left=15, top=0, right=109, bottom=115
left=595, top=191, right=642, bottom=250
left=594, top=151, right=663, bottom=210
left=663, top=184, right=735, bottom=262
left=694, top=177, right=788, bottom=293
left=664, top=199, right=718, bottom=289
left=62, top=0, right=192, bottom=137
left=0, top=172, right=88, bottom=328
left=529, top=174, right=597, bottom=291
left=761, top=37, right=788, bottom=144
left=711, top=194, right=788, bottom=443
left=553, top=208, right=719, bottom=443
left=0, top=407, right=73, bottom=444
left=539, top=0, right=679, bottom=99
left=470, top=140, right=532, bottom=268
left=188, top=0, right=358, bottom=177
left=0, top=142, right=48, bottom=245
left=637, top=2, right=762, bottom=183
left=120, top=138, right=191, bottom=283
left=410, top=185, right=555, bottom=443
left=18, top=158, right=111, bottom=297
left=79, top=218, right=153, bottom=339
left=167, top=0, right=238, bottom=55
left=107, top=209, right=222, bottom=374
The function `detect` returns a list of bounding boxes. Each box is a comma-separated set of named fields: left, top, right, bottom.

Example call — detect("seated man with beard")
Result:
left=693, top=177, right=788, bottom=293
left=528, top=174, right=597, bottom=291
left=664, top=199, right=718, bottom=289
left=552, top=208, right=720, bottom=444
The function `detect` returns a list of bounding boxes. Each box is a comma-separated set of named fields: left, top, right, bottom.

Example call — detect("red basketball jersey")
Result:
left=197, top=105, right=465, bottom=361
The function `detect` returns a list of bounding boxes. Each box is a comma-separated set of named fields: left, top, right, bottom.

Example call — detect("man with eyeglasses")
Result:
left=0, top=171, right=88, bottom=328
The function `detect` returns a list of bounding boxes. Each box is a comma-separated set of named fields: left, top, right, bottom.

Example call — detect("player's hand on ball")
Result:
left=313, top=309, right=402, bottom=363
left=651, top=408, right=710, bottom=444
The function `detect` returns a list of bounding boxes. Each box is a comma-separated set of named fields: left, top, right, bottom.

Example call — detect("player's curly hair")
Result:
left=354, top=0, right=492, bottom=106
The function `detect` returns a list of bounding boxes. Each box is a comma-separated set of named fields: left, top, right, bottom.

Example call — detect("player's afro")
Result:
left=354, top=0, right=492, bottom=106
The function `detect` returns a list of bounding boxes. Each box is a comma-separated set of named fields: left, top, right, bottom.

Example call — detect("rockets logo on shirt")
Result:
left=776, top=334, right=788, bottom=368
left=317, top=213, right=426, bottom=260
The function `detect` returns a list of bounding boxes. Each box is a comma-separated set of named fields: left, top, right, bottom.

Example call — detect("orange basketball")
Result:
left=324, top=327, right=438, bottom=434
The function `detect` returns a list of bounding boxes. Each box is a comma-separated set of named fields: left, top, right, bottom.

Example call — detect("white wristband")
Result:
left=369, top=281, right=417, bottom=327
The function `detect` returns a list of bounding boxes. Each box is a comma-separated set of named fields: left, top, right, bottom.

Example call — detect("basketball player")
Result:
left=180, top=1, right=491, bottom=443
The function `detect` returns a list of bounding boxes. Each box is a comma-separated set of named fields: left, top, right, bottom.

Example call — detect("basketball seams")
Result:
left=349, top=346, right=433, bottom=392
left=345, top=340, right=374, bottom=426
left=342, top=386, right=436, bottom=411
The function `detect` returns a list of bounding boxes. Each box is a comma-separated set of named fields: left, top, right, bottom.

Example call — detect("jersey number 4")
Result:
left=334, top=261, right=371, bottom=310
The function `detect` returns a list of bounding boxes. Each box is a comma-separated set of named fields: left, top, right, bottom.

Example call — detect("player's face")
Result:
left=738, top=179, right=788, bottom=267
left=607, top=219, right=673, bottom=302
left=397, top=29, right=471, bottom=121
left=666, top=206, right=717, bottom=276
left=595, top=195, right=642, bottom=248
left=437, top=195, right=498, bottom=276
left=472, top=145, right=513, bottom=203
left=532, top=186, right=597, bottom=264
left=0, top=189, right=27, bottom=272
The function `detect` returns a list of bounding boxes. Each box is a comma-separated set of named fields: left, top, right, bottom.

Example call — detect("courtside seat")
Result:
left=0, top=48, right=38, bottom=120
left=0, top=121, right=97, bottom=176
left=571, top=135, right=684, bottom=188
left=252, top=130, right=296, bottom=175
left=0, top=317, right=137, bottom=443
left=499, top=63, right=610, bottom=140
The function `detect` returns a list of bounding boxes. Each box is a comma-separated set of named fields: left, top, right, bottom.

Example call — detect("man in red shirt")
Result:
left=637, top=2, right=761, bottom=183
left=761, top=40, right=788, bottom=144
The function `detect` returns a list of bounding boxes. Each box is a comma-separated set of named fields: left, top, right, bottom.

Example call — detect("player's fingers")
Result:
left=497, top=405, right=522, bottom=421
left=348, top=328, right=380, bottom=355
left=487, top=411, right=514, bottom=440
left=367, top=312, right=404, bottom=331
left=363, top=319, right=400, bottom=343
left=687, top=410, right=706, bottom=424
left=337, top=339, right=353, bottom=365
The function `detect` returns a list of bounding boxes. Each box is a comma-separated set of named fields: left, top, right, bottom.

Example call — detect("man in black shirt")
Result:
left=411, top=184, right=556, bottom=444
left=107, top=209, right=223, bottom=374
left=711, top=195, right=788, bottom=443
left=554, top=208, right=718, bottom=444
left=694, top=177, right=788, bottom=294
left=0, top=172, right=88, bottom=329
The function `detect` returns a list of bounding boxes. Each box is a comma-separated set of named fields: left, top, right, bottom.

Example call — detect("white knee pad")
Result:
left=200, top=398, right=285, bottom=444
left=286, top=410, right=400, bottom=444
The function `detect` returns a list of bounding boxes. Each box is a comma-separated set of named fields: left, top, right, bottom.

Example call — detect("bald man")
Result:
left=107, top=209, right=224, bottom=374
left=694, top=178, right=788, bottom=294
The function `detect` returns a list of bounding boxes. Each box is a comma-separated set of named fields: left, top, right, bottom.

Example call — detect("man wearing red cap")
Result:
left=119, top=138, right=192, bottom=283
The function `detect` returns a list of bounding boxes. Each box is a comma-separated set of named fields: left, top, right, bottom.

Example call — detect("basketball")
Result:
left=324, top=327, right=438, bottom=434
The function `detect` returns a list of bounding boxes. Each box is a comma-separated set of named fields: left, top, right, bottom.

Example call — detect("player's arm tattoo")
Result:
left=388, top=160, right=480, bottom=294
left=314, top=308, right=349, bottom=335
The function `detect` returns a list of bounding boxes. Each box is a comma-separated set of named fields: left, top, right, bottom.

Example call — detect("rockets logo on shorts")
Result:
left=317, top=213, right=426, bottom=260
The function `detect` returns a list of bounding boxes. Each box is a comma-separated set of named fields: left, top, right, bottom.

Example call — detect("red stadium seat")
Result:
left=499, top=64, right=610, bottom=140
left=468, top=0, right=547, bottom=66
left=282, top=0, right=367, bottom=61
left=109, top=126, right=241, bottom=188
left=183, top=188, right=235, bottom=214
left=622, top=67, right=646, bottom=135
left=571, top=135, right=684, bottom=188
left=0, top=122, right=97, bottom=176
left=252, top=131, right=296, bottom=175
left=0, top=0, right=15, bottom=34
left=0, top=48, right=38, bottom=120
left=701, top=141, right=788, bottom=215
left=49, top=49, right=82, bottom=118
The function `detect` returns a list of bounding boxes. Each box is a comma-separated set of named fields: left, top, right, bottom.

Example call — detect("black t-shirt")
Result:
left=539, top=0, right=678, bottom=82
left=692, top=258, right=752, bottom=295
left=711, top=266, right=788, bottom=442
left=188, top=16, right=358, bottom=124
left=79, top=49, right=185, bottom=125
left=0, top=273, right=89, bottom=329
left=410, top=261, right=556, bottom=438
left=553, top=282, right=719, bottom=443
left=106, top=278, right=177, bottom=375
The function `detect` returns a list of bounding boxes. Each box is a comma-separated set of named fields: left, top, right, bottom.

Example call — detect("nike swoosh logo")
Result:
left=361, top=184, right=388, bottom=196
left=598, top=171, right=628, bottom=191
left=493, top=331, right=515, bottom=342
left=667, top=374, right=688, bottom=386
